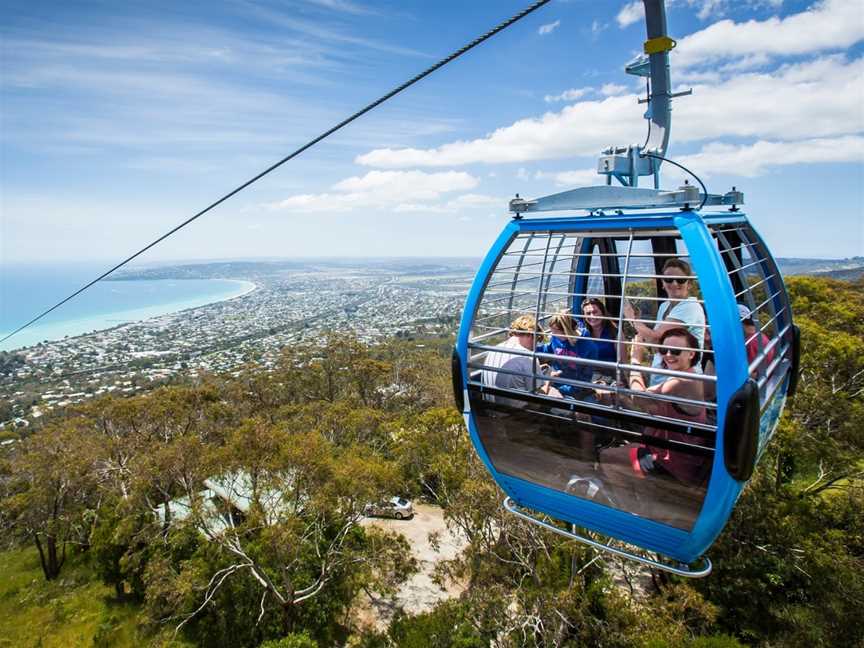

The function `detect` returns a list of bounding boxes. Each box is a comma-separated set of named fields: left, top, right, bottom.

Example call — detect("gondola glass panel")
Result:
left=710, top=221, right=795, bottom=455
left=457, top=212, right=797, bottom=563
left=468, top=225, right=715, bottom=532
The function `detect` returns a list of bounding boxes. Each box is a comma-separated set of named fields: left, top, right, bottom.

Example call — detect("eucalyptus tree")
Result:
left=143, top=422, right=417, bottom=643
left=0, top=422, right=100, bottom=580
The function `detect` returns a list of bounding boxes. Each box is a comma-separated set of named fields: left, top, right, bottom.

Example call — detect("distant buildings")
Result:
left=1, top=261, right=473, bottom=427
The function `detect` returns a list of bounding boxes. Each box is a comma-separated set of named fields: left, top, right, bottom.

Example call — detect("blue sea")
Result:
left=0, top=263, right=255, bottom=352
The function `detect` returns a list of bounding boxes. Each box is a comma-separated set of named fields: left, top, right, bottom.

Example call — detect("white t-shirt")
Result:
left=649, top=298, right=705, bottom=386
left=481, top=336, right=535, bottom=399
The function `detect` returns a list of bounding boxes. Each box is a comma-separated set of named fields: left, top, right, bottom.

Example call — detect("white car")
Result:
left=364, top=496, right=414, bottom=520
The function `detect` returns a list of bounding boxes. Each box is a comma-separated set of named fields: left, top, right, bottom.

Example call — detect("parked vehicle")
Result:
left=364, top=496, right=413, bottom=520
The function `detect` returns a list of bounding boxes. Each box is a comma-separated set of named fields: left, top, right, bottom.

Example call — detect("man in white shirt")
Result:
left=481, top=314, right=561, bottom=402
left=481, top=314, right=537, bottom=390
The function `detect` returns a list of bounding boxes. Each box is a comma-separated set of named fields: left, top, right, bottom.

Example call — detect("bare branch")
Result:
left=802, top=471, right=864, bottom=497
left=173, top=564, right=245, bottom=636
left=294, top=576, right=329, bottom=604
left=256, top=589, right=268, bottom=626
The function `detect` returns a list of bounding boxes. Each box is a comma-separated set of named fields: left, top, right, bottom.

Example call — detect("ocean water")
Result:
left=0, top=263, right=254, bottom=352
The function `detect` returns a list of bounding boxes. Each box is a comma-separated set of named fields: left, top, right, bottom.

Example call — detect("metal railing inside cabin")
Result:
left=468, top=228, right=719, bottom=430
left=710, top=222, right=794, bottom=409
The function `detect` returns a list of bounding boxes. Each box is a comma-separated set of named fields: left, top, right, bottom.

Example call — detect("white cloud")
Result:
left=393, top=203, right=449, bottom=214
left=683, top=0, right=727, bottom=20
left=446, top=193, right=502, bottom=208
left=674, top=56, right=864, bottom=142
left=523, top=137, right=861, bottom=186
left=675, top=69, right=722, bottom=83
left=600, top=83, right=628, bottom=96
left=618, top=1, right=861, bottom=68
left=544, top=87, right=591, bottom=103
left=268, top=170, right=478, bottom=212
left=536, top=168, right=600, bottom=187
left=241, top=3, right=430, bottom=59
left=391, top=193, right=503, bottom=214
left=355, top=95, right=644, bottom=168
left=538, top=20, right=561, bottom=36
left=677, top=136, right=864, bottom=177
left=299, top=0, right=378, bottom=15
left=675, top=0, right=785, bottom=21
left=616, top=2, right=644, bottom=28
left=675, top=0, right=864, bottom=68
left=356, top=56, right=863, bottom=168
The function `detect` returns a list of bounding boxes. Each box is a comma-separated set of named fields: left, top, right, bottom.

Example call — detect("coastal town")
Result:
left=3, top=254, right=862, bottom=434
left=0, top=259, right=475, bottom=431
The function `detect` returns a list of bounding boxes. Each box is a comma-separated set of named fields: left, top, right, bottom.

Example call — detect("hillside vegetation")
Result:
left=1, top=277, right=862, bottom=647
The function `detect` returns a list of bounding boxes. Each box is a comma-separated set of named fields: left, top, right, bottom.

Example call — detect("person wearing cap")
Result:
left=738, top=304, right=775, bottom=372
left=481, top=314, right=562, bottom=402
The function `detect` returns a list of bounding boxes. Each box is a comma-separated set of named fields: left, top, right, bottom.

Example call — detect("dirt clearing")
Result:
left=358, top=503, right=468, bottom=630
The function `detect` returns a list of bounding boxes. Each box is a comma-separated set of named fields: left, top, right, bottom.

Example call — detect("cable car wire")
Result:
left=0, top=0, right=552, bottom=347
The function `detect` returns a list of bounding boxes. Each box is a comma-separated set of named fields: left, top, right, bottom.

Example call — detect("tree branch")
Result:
left=173, top=563, right=245, bottom=636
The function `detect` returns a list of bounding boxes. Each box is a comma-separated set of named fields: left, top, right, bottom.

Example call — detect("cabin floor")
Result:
left=475, top=407, right=708, bottom=531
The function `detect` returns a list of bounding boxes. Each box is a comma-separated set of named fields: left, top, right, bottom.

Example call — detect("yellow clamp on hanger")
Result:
left=644, top=36, right=676, bottom=55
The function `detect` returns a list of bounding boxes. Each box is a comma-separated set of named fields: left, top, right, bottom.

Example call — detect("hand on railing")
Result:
left=539, top=379, right=563, bottom=398
left=623, top=299, right=637, bottom=320
left=594, top=388, right=613, bottom=405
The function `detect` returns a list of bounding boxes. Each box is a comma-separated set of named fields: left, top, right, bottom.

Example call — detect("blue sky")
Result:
left=2, top=0, right=862, bottom=264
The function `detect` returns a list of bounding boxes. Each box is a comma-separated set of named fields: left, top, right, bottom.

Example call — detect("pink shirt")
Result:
left=746, top=332, right=774, bottom=367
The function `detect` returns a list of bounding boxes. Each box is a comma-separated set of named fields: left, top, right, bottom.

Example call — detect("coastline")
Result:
left=1, top=279, right=257, bottom=353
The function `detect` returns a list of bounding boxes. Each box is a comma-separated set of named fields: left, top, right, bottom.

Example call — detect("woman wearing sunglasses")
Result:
left=623, top=257, right=705, bottom=386
left=593, top=328, right=710, bottom=527
left=626, top=327, right=708, bottom=479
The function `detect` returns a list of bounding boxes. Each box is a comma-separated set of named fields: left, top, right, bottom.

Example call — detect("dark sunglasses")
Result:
left=662, top=277, right=688, bottom=285
left=658, top=346, right=687, bottom=356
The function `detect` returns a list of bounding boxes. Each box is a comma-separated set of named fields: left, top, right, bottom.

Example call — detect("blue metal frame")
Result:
left=738, top=219, right=793, bottom=458
left=457, top=210, right=770, bottom=563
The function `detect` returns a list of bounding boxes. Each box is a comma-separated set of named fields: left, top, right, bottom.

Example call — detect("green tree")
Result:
left=1, top=422, right=99, bottom=580
left=383, top=600, right=487, bottom=648
left=89, top=499, right=156, bottom=600
left=260, top=632, right=318, bottom=648
left=144, top=424, right=417, bottom=645
left=692, top=276, right=864, bottom=646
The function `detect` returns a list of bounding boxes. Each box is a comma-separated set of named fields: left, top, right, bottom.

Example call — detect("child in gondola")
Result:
left=536, top=310, right=597, bottom=398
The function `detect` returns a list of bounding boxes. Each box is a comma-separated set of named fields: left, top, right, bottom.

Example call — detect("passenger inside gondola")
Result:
left=739, top=303, right=774, bottom=374
left=623, top=258, right=705, bottom=386
left=701, top=324, right=716, bottom=407
left=594, top=327, right=710, bottom=528
left=469, top=240, right=724, bottom=531
left=578, top=298, right=622, bottom=381
left=481, top=314, right=562, bottom=402
left=536, top=309, right=597, bottom=398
